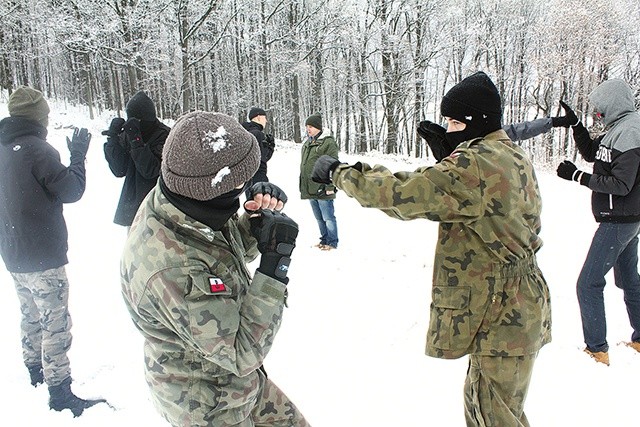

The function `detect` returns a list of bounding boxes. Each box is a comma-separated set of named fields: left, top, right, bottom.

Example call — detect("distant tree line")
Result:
left=1, top=0, right=639, bottom=163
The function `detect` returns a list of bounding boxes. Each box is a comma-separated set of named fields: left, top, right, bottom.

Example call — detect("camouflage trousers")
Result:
left=11, top=266, right=72, bottom=387
left=464, top=353, right=537, bottom=427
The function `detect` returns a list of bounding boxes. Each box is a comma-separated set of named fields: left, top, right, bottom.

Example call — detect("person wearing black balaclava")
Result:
left=312, top=71, right=551, bottom=427
left=103, top=91, right=171, bottom=228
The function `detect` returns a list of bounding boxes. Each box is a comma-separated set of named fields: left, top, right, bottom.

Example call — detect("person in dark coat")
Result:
left=0, top=86, right=105, bottom=416
left=242, top=107, right=275, bottom=192
left=103, top=91, right=170, bottom=227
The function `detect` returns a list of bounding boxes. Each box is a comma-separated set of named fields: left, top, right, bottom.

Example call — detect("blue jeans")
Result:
left=309, top=199, right=338, bottom=248
left=577, top=221, right=640, bottom=352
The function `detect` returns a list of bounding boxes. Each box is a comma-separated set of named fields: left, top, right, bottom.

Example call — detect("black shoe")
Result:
left=27, top=364, right=44, bottom=387
left=48, top=377, right=107, bottom=417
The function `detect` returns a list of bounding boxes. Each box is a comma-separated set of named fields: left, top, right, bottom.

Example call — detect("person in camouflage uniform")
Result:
left=312, top=72, right=551, bottom=426
left=0, top=86, right=105, bottom=416
left=121, top=111, right=309, bottom=427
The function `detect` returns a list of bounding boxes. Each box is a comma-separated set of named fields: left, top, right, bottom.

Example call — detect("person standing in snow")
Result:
left=0, top=86, right=105, bottom=416
left=313, top=72, right=551, bottom=426
left=120, top=111, right=310, bottom=426
left=299, top=113, right=340, bottom=250
left=103, top=91, right=170, bottom=228
left=556, top=79, right=640, bottom=366
left=417, top=100, right=581, bottom=162
left=242, top=107, right=275, bottom=196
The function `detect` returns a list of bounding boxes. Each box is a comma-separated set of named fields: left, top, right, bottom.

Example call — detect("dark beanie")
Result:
left=248, top=107, right=266, bottom=120
left=440, top=71, right=502, bottom=137
left=126, top=91, right=157, bottom=121
left=161, top=111, right=260, bottom=201
left=8, top=86, right=50, bottom=127
left=305, top=113, right=322, bottom=130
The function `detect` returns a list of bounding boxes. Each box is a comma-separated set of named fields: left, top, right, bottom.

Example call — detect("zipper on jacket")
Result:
left=609, top=194, right=613, bottom=210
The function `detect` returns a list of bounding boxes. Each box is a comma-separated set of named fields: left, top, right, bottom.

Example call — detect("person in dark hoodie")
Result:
left=242, top=107, right=275, bottom=195
left=0, top=86, right=105, bottom=416
left=556, top=79, right=640, bottom=366
left=103, top=91, right=171, bottom=228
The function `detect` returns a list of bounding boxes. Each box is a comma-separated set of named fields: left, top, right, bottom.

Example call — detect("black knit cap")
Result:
left=248, top=107, right=266, bottom=120
left=126, top=91, right=157, bottom=121
left=440, top=71, right=502, bottom=137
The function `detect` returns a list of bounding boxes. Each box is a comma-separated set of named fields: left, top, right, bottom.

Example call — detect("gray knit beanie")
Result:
left=161, top=111, right=260, bottom=201
left=8, top=86, right=50, bottom=127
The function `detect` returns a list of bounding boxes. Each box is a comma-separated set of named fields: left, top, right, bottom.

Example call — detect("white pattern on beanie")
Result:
left=212, top=167, right=231, bottom=187
left=203, top=127, right=228, bottom=152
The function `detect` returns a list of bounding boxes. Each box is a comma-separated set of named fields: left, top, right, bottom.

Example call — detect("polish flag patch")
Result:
left=209, top=277, right=226, bottom=293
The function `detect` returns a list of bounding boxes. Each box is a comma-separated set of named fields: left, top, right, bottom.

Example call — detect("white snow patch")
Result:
left=203, top=126, right=228, bottom=152
left=211, top=166, right=230, bottom=187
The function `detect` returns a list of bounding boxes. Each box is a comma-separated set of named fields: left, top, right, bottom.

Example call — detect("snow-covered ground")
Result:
left=0, top=100, right=638, bottom=426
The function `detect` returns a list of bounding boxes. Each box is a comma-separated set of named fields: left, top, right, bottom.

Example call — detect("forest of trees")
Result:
left=2, top=0, right=640, bottom=163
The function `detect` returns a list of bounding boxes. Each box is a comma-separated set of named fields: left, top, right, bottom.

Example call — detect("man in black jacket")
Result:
left=103, top=91, right=170, bottom=227
left=0, top=86, right=105, bottom=416
left=556, top=80, right=640, bottom=365
left=242, top=107, right=275, bottom=195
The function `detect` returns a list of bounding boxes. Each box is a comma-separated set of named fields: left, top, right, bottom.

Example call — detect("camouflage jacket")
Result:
left=299, top=129, right=339, bottom=200
left=333, top=130, right=552, bottom=359
left=121, top=184, right=288, bottom=426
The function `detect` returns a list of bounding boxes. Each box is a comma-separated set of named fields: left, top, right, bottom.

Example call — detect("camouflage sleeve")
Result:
left=237, top=213, right=259, bottom=263
left=332, top=149, right=482, bottom=222
left=148, top=267, right=286, bottom=377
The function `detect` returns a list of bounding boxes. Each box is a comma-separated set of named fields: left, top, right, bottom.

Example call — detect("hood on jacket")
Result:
left=589, top=79, right=636, bottom=127
left=0, top=116, right=47, bottom=144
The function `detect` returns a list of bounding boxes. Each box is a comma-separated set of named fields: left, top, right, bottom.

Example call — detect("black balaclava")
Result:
left=440, top=71, right=502, bottom=147
left=160, top=176, right=248, bottom=231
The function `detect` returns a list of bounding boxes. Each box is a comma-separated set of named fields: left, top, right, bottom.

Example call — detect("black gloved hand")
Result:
left=264, top=133, right=275, bottom=147
left=556, top=160, right=591, bottom=185
left=250, top=210, right=299, bottom=283
left=551, top=101, right=579, bottom=128
left=312, top=155, right=341, bottom=184
left=246, top=182, right=288, bottom=210
left=417, top=120, right=456, bottom=162
left=67, top=127, right=91, bottom=159
left=101, top=117, right=125, bottom=137
left=123, top=118, right=143, bottom=146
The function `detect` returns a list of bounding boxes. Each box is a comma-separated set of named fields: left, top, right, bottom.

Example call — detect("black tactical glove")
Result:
left=556, top=160, right=591, bottom=186
left=417, top=120, right=456, bottom=162
left=312, top=155, right=342, bottom=184
left=264, top=133, right=275, bottom=148
left=67, top=127, right=91, bottom=160
left=123, top=117, right=143, bottom=146
left=101, top=117, right=125, bottom=137
left=246, top=182, right=288, bottom=206
left=551, top=101, right=579, bottom=128
left=250, top=210, right=298, bottom=283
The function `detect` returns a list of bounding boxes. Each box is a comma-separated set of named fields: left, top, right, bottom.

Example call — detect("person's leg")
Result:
left=309, top=199, right=327, bottom=245
left=464, top=354, right=536, bottom=427
left=317, top=199, right=338, bottom=248
left=252, top=377, right=310, bottom=427
left=30, top=267, right=73, bottom=386
left=577, top=223, right=625, bottom=353
left=612, top=223, right=640, bottom=343
left=11, top=272, right=44, bottom=373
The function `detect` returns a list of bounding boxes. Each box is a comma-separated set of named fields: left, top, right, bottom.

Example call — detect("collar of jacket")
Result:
left=309, top=128, right=331, bottom=143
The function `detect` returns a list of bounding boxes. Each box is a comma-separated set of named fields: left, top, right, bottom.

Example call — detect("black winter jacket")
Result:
left=104, top=120, right=170, bottom=226
left=242, top=120, right=274, bottom=184
left=0, top=117, right=86, bottom=273
left=574, top=79, right=640, bottom=223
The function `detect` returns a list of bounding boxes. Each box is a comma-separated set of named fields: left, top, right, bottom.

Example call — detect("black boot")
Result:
left=26, top=364, right=44, bottom=387
left=48, top=377, right=106, bottom=417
